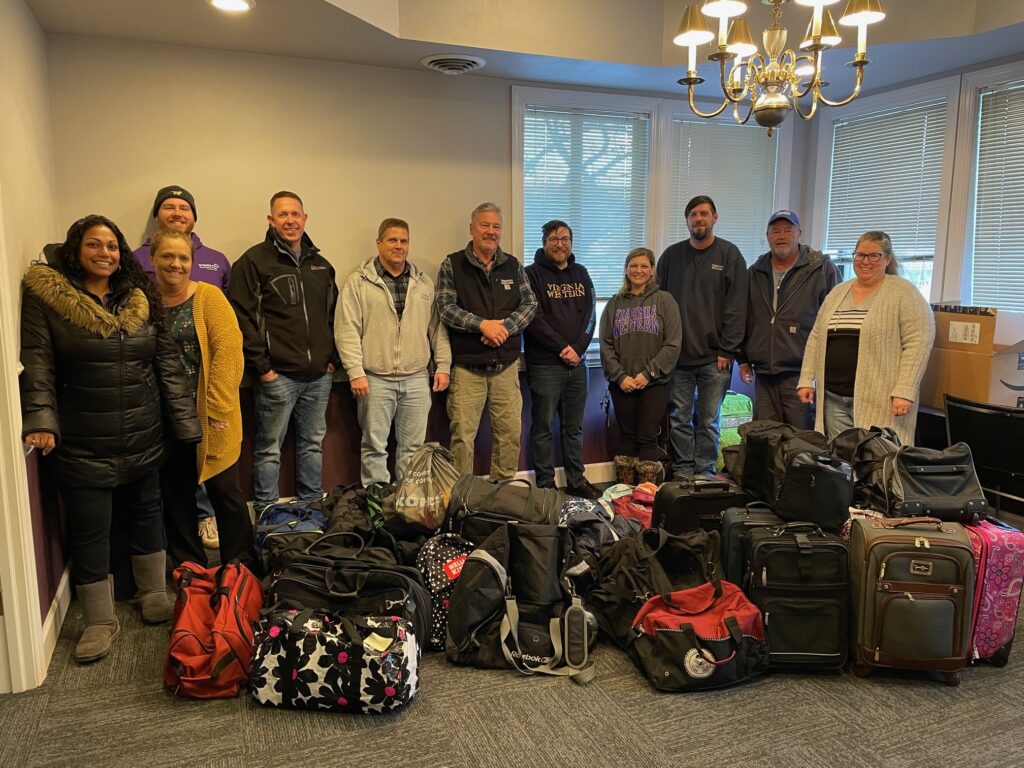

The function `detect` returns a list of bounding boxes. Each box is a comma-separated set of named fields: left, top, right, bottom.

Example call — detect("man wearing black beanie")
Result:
left=133, top=185, right=231, bottom=291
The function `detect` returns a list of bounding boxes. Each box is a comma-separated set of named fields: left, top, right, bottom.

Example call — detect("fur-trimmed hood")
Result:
left=22, top=264, right=149, bottom=338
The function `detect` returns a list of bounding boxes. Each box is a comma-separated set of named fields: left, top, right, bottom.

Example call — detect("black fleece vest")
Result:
left=448, top=249, right=523, bottom=367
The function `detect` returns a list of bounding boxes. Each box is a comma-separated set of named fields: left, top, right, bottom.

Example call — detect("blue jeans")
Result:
left=356, top=372, right=432, bottom=487
left=668, top=362, right=732, bottom=477
left=823, top=390, right=855, bottom=442
left=252, top=371, right=334, bottom=507
left=527, top=364, right=588, bottom=487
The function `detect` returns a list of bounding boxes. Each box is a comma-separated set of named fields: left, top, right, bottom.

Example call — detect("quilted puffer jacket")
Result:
left=19, top=264, right=201, bottom=488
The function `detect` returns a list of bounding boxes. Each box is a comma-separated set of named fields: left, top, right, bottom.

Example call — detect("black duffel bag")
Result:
left=882, top=442, right=989, bottom=522
left=829, top=426, right=901, bottom=509
left=265, top=556, right=432, bottom=643
left=585, top=527, right=721, bottom=650
left=774, top=438, right=854, bottom=531
left=738, top=421, right=827, bottom=503
left=445, top=476, right=566, bottom=544
left=446, top=522, right=597, bottom=684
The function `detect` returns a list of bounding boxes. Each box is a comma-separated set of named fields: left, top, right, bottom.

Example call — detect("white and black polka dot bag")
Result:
left=415, top=533, right=475, bottom=651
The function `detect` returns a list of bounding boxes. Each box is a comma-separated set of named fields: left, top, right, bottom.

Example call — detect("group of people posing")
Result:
left=18, top=185, right=935, bottom=665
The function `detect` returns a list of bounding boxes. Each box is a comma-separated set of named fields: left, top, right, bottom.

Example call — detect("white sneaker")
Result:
left=198, top=517, right=219, bottom=550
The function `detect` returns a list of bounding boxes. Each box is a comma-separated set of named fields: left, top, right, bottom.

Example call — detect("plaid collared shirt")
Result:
left=374, top=258, right=411, bottom=321
left=435, top=246, right=537, bottom=334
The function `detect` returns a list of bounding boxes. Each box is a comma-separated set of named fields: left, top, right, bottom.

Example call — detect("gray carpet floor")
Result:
left=1, top=596, right=1022, bottom=768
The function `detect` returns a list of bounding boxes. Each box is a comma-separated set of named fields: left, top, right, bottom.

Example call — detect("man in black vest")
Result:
left=435, top=203, right=537, bottom=479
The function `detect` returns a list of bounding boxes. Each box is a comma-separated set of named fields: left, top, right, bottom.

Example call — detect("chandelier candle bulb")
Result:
left=857, top=23, right=867, bottom=56
left=688, top=44, right=698, bottom=74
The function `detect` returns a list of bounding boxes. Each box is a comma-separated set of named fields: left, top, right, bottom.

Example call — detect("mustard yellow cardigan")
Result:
left=190, top=282, right=245, bottom=482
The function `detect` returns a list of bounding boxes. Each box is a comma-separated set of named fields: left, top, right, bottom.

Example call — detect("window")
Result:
left=970, top=80, right=1024, bottom=312
left=667, top=118, right=778, bottom=263
left=823, top=99, right=948, bottom=297
left=522, top=106, right=650, bottom=298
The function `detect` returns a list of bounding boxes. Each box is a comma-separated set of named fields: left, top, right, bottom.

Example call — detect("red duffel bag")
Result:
left=630, top=580, right=768, bottom=692
left=164, top=562, right=263, bottom=698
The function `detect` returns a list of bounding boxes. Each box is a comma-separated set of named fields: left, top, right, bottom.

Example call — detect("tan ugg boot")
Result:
left=636, top=460, right=666, bottom=486
left=74, top=577, right=120, bottom=663
left=132, top=551, right=172, bottom=624
left=614, top=455, right=639, bottom=486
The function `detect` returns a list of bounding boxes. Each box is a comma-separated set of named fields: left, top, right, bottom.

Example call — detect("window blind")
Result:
left=971, top=80, right=1024, bottom=312
left=824, top=99, right=946, bottom=293
left=666, top=118, right=778, bottom=264
left=523, top=106, right=650, bottom=298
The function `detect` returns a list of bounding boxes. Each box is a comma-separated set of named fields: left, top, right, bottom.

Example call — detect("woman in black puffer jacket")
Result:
left=20, top=214, right=201, bottom=664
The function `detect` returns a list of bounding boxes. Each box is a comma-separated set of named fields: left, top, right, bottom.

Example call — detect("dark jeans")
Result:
left=527, top=363, right=588, bottom=486
left=753, top=371, right=814, bottom=429
left=60, top=469, right=164, bottom=586
left=668, top=362, right=732, bottom=476
left=609, top=382, right=669, bottom=461
left=161, top=440, right=256, bottom=570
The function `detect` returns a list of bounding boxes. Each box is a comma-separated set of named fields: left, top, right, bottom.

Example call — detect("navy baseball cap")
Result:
left=768, top=209, right=800, bottom=228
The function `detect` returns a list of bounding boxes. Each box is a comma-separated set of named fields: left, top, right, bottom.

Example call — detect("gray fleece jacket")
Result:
left=599, top=281, right=682, bottom=385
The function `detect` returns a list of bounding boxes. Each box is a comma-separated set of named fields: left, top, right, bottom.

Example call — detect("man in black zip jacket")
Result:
left=229, top=191, right=340, bottom=510
left=435, top=203, right=537, bottom=479
left=657, top=195, right=748, bottom=480
left=738, top=210, right=840, bottom=427
left=523, top=220, right=598, bottom=499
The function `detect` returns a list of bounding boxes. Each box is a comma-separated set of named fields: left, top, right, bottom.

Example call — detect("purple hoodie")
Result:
left=134, top=232, right=230, bottom=291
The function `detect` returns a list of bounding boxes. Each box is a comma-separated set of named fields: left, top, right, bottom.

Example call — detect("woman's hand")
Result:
left=891, top=397, right=913, bottom=417
left=209, top=419, right=229, bottom=431
left=797, top=387, right=815, bottom=405
left=619, top=376, right=636, bottom=392
left=24, top=432, right=55, bottom=455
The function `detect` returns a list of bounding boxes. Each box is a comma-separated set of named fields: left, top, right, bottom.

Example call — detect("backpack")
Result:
left=164, top=562, right=263, bottom=699
left=446, top=522, right=597, bottom=684
left=255, top=500, right=328, bottom=573
left=560, top=498, right=643, bottom=596
left=585, top=527, right=721, bottom=650
left=415, top=533, right=475, bottom=650
left=829, top=426, right=901, bottom=509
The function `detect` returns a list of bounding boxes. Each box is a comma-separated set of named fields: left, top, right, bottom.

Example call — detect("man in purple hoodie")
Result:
left=524, top=220, right=598, bottom=499
left=133, top=185, right=230, bottom=291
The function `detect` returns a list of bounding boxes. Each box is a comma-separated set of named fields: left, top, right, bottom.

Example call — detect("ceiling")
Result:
left=26, top=0, right=1024, bottom=97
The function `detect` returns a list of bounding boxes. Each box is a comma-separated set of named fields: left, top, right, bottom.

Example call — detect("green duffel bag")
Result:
left=445, top=476, right=567, bottom=545
left=717, top=390, right=753, bottom=471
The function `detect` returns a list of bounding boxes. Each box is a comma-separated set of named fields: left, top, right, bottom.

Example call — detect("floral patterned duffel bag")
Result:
left=249, top=608, right=419, bottom=713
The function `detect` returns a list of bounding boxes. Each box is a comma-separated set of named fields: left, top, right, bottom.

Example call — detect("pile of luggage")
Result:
left=161, top=429, right=1023, bottom=713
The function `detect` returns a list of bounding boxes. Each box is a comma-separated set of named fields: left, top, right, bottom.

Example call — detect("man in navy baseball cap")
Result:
left=737, top=209, right=840, bottom=427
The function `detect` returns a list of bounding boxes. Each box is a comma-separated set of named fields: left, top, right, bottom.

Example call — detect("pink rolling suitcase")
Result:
left=965, top=518, right=1024, bottom=666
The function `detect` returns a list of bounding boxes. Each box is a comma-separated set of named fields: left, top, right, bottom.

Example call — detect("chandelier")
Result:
left=674, top=0, right=886, bottom=135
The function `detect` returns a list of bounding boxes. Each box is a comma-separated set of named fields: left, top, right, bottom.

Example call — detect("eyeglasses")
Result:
left=852, top=251, right=884, bottom=263
left=546, top=236, right=572, bottom=245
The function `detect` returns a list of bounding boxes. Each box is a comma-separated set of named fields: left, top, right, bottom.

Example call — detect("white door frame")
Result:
left=0, top=176, right=48, bottom=693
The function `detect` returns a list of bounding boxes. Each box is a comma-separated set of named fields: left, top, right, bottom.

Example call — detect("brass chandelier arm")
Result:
left=733, top=95, right=756, bottom=125
left=687, top=85, right=731, bottom=118
left=816, top=64, right=866, bottom=108
left=792, top=87, right=820, bottom=120
left=718, top=59, right=749, bottom=104
left=794, top=54, right=817, bottom=99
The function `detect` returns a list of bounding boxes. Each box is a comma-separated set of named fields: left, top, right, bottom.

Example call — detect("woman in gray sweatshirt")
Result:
left=599, top=248, right=682, bottom=484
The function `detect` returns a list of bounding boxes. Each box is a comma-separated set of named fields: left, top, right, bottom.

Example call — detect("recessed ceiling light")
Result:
left=210, top=0, right=254, bottom=12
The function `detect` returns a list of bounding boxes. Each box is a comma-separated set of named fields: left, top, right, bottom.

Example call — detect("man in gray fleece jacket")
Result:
left=336, top=218, right=452, bottom=487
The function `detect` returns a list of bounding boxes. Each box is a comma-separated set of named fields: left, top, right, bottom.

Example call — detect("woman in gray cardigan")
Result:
left=797, top=231, right=935, bottom=445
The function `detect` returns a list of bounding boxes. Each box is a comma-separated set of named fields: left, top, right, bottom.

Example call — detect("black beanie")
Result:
left=151, top=185, right=197, bottom=221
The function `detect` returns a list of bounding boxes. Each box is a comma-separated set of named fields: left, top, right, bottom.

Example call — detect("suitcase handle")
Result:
left=693, top=481, right=731, bottom=494
left=872, top=516, right=944, bottom=530
left=771, top=522, right=823, bottom=535
left=907, top=464, right=967, bottom=475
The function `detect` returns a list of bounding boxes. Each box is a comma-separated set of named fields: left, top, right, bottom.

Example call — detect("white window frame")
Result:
left=945, top=60, right=1024, bottom=306
left=807, top=76, right=961, bottom=303
left=511, top=85, right=793, bottom=263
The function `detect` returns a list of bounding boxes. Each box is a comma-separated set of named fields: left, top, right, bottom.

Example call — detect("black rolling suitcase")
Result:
left=745, top=523, right=849, bottom=669
left=652, top=480, right=751, bottom=535
left=721, top=502, right=786, bottom=584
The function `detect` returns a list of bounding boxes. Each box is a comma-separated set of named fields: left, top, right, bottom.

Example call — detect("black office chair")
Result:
left=944, top=393, right=1024, bottom=517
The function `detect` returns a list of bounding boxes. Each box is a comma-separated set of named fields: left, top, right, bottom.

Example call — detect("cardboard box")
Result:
left=920, top=305, right=1024, bottom=410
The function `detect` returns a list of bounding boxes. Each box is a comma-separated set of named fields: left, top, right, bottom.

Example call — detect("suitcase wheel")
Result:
left=943, top=672, right=961, bottom=687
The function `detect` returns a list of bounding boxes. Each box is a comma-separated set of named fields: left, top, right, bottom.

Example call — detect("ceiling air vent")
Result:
left=420, top=54, right=486, bottom=76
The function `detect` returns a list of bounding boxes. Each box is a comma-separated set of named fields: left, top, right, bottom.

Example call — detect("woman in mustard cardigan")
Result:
left=151, top=229, right=255, bottom=569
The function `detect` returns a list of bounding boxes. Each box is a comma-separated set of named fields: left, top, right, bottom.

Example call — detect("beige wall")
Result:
left=0, top=0, right=58, bottom=294
left=47, top=35, right=513, bottom=280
